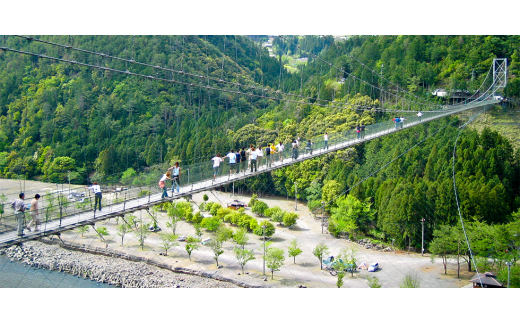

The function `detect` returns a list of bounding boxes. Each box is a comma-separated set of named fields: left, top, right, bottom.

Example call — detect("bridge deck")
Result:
left=0, top=100, right=496, bottom=248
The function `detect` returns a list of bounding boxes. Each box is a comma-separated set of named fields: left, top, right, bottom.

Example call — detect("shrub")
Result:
left=238, top=214, right=255, bottom=231
left=201, top=217, right=222, bottom=231
left=249, top=218, right=259, bottom=232
left=264, top=206, right=282, bottom=219
left=252, top=201, right=268, bottom=216
left=254, top=220, right=275, bottom=237
left=271, top=209, right=285, bottom=224
left=210, top=203, right=222, bottom=216
left=216, top=207, right=232, bottom=219
left=223, top=214, right=233, bottom=223
left=199, top=202, right=207, bottom=212
left=191, top=211, right=204, bottom=224
left=307, top=199, right=323, bottom=213
left=203, top=194, right=209, bottom=202
left=283, top=212, right=299, bottom=227
left=249, top=194, right=259, bottom=208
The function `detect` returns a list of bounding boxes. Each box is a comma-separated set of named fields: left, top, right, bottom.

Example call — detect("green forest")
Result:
left=1, top=35, right=520, bottom=283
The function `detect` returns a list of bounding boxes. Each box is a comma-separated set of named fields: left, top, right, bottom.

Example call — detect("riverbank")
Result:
left=0, top=240, right=241, bottom=288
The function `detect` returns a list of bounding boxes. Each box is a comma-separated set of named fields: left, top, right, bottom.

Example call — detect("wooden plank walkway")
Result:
left=0, top=100, right=496, bottom=248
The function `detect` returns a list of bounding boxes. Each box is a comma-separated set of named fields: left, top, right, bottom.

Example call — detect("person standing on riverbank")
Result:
left=86, top=182, right=102, bottom=211
left=26, top=194, right=40, bottom=232
left=12, top=193, right=26, bottom=236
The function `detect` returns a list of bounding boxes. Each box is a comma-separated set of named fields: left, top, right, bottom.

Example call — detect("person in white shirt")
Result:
left=417, top=111, right=423, bottom=122
left=257, top=146, right=264, bottom=167
left=324, top=133, right=329, bottom=150
left=276, top=141, right=284, bottom=162
left=86, top=182, right=102, bottom=211
left=225, top=149, right=238, bottom=174
left=168, top=162, right=181, bottom=193
left=212, top=153, right=224, bottom=180
left=250, top=147, right=258, bottom=172
left=12, top=192, right=26, bottom=236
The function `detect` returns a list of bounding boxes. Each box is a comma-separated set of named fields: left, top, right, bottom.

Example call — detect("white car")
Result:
left=177, top=236, right=187, bottom=242
left=201, top=238, right=211, bottom=245
left=368, top=262, right=379, bottom=272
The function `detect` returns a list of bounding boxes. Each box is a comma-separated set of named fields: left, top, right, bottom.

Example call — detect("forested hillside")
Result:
left=0, top=35, right=287, bottom=183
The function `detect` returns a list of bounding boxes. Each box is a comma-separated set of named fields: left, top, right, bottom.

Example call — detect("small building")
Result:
left=469, top=272, right=504, bottom=288
left=226, top=199, right=247, bottom=210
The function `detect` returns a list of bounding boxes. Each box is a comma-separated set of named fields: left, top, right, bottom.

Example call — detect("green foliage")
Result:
left=265, top=247, right=285, bottom=279
left=270, top=208, right=285, bottom=224
left=249, top=194, right=259, bottom=208
left=367, top=276, right=382, bottom=288
left=251, top=200, right=268, bottom=216
left=77, top=225, right=89, bottom=237
left=117, top=222, right=130, bottom=246
left=287, top=239, right=302, bottom=264
left=264, top=206, right=281, bottom=219
left=216, top=226, right=234, bottom=243
left=185, top=236, right=200, bottom=261
left=209, top=203, right=222, bottom=216
left=233, top=247, right=255, bottom=274
left=208, top=238, right=224, bottom=267
left=254, top=220, right=275, bottom=237
left=201, top=216, right=222, bottom=232
left=190, top=211, right=204, bottom=224
left=233, top=227, right=249, bottom=249
left=216, top=207, right=232, bottom=219
left=282, top=212, right=298, bottom=227
left=135, top=221, right=149, bottom=250
left=313, top=242, right=329, bottom=269
left=203, top=194, right=209, bottom=202
left=330, top=195, right=375, bottom=237
left=321, top=180, right=344, bottom=210
left=121, top=167, right=137, bottom=185
left=159, top=233, right=178, bottom=256
left=138, top=190, right=151, bottom=198
left=399, top=271, right=421, bottom=288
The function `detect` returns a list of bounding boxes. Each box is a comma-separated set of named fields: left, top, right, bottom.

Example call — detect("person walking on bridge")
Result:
left=86, top=182, right=102, bottom=211
left=276, top=141, right=284, bottom=162
left=417, top=111, right=423, bottom=122
left=305, top=139, right=313, bottom=155
left=26, top=194, right=40, bottom=232
left=356, top=125, right=361, bottom=139
left=240, top=147, right=247, bottom=173
left=361, top=124, right=366, bottom=139
left=225, top=149, right=238, bottom=175
left=11, top=193, right=26, bottom=236
left=265, top=144, right=272, bottom=168
left=393, top=116, right=400, bottom=129
left=250, top=147, right=258, bottom=172
left=158, top=171, right=171, bottom=199
left=212, top=153, right=224, bottom=180
left=324, top=132, right=329, bottom=150
left=168, top=162, right=181, bottom=194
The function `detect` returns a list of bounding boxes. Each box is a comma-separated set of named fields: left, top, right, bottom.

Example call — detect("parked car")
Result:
left=201, top=238, right=211, bottom=245
left=177, top=236, right=187, bottom=242
left=368, top=262, right=379, bottom=272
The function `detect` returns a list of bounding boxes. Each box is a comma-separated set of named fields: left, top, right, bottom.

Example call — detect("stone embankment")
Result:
left=0, top=241, right=245, bottom=288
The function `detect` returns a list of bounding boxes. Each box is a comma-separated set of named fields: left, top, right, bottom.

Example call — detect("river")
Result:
left=0, top=254, right=114, bottom=288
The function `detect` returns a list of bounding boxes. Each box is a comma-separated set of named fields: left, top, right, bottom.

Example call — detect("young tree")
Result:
left=96, top=226, right=109, bottom=241
left=313, top=242, right=329, bottom=269
left=399, top=271, right=421, bottom=288
left=185, top=236, right=200, bottom=261
left=287, top=239, right=303, bottom=264
left=159, top=233, right=178, bottom=256
left=252, top=200, right=268, bottom=216
left=270, top=209, right=285, bottom=225
left=208, top=238, right=224, bottom=267
left=203, top=194, right=209, bottom=202
left=77, top=225, right=89, bottom=237
left=233, top=247, right=255, bottom=274
left=216, top=225, right=234, bottom=243
left=233, top=227, right=249, bottom=249
left=335, top=264, right=347, bottom=288
left=201, top=217, right=222, bottom=231
left=135, top=221, right=149, bottom=250
left=265, top=247, right=285, bottom=279
left=338, top=247, right=358, bottom=277
left=194, top=223, right=204, bottom=239
left=117, top=222, right=130, bottom=246
left=367, top=276, right=382, bottom=288
left=429, top=225, right=455, bottom=275
left=253, top=220, right=275, bottom=237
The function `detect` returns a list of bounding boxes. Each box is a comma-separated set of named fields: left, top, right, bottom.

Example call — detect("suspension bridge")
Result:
left=0, top=36, right=508, bottom=250
left=0, top=97, right=501, bottom=248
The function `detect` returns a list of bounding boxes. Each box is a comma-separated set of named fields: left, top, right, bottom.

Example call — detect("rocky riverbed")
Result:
left=0, top=241, right=240, bottom=288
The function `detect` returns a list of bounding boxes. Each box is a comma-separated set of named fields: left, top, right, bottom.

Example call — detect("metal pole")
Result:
left=294, top=182, right=297, bottom=211
left=506, top=262, right=512, bottom=288
left=68, top=170, right=71, bottom=195
left=187, top=169, right=190, bottom=185
left=321, top=201, right=325, bottom=234
left=232, top=181, right=235, bottom=197
left=421, top=218, right=425, bottom=256
left=263, top=225, right=266, bottom=276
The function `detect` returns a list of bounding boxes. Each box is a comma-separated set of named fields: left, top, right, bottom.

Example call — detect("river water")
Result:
left=0, top=254, right=114, bottom=288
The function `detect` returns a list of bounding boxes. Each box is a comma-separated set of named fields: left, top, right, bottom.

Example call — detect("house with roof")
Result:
left=469, top=272, right=504, bottom=288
